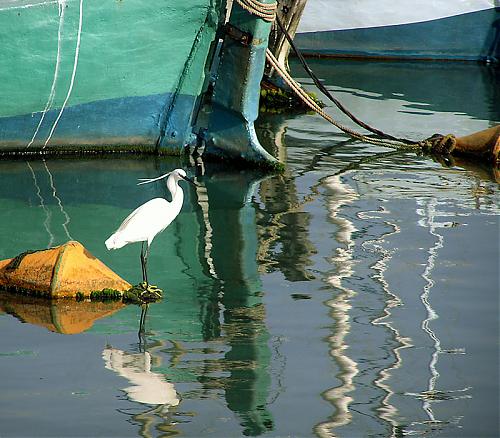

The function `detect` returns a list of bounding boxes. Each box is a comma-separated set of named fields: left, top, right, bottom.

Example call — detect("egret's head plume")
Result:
left=137, top=168, right=196, bottom=186
left=137, top=172, right=171, bottom=186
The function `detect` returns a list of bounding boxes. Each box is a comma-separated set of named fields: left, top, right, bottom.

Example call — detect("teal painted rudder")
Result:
left=205, top=0, right=279, bottom=166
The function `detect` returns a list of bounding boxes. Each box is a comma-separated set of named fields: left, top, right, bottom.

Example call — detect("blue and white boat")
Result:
left=295, top=0, right=499, bottom=62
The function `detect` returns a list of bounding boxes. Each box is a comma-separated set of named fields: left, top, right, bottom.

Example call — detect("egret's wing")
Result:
left=113, top=198, right=170, bottom=244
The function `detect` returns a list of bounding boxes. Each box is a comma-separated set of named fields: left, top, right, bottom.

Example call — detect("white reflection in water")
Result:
left=403, top=198, right=471, bottom=434
left=315, top=175, right=359, bottom=437
left=317, top=172, right=483, bottom=437
left=26, top=161, right=55, bottom=247
left=360, top=205, right=413, bottom=437
left=43, top=160, right=72, bottom=241
left=26, top=161, right=73, bottom=247
left=195, top=183, right=219, bottom=280
left=103, top=346, right=180, bottom=407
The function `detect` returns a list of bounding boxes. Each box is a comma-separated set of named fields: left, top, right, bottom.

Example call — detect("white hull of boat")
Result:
left=295, top=0, right=499, bottom=61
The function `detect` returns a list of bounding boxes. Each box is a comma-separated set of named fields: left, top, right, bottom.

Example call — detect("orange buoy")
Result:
left=422, top=125, right=499, bottom=166
left=0, top=241, right=131, bottom=298
left=454, top=125, right=500, bottom=164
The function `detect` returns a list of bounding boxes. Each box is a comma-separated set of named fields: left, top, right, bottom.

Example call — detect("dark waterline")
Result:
left=0, top=59, right=498, bottom=437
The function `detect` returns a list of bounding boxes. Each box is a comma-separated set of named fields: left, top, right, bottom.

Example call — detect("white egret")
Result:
left=105, top=168, right=196, bottom=285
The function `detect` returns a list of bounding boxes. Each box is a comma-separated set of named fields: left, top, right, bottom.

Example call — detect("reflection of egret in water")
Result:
left=103, top=309, right=181, bottom=438
left=103, top=347, right=180, bottom=407
left=26, top=160, right=73, bottom=247
left=403, top=198, right=470, bottom=434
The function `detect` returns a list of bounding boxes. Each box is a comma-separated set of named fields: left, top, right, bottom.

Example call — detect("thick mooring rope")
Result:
left=266, top=49, right=422, bottom=151
left=232, top=0, right=458, bottom=154
left=234, top=0, right=277, bottom=22
left=265, top=16, right=459, bottom=153
left=274, top=16, right=417, bottom=146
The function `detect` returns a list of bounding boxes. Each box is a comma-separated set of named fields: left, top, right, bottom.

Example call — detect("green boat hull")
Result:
left=0, top=0, right=221, bottom=151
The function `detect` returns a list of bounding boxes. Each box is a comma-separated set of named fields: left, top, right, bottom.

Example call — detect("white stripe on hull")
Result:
left=0, top=0, right=59, bottom=11
left=297, top=0, right=496, bottom=33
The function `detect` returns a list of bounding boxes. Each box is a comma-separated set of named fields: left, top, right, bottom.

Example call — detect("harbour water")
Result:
left=0, top=59, right=498, bottom=437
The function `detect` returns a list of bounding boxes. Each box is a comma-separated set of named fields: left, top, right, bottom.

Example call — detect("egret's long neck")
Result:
left=167, top=177, right=183, bottom=206
left=167, top=176, right=177, bottom=198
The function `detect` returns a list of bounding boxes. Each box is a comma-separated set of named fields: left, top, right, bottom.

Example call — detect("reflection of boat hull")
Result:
left=287, top=58, right=500, bottom=125
left=296, top=1, right=499, bottom=61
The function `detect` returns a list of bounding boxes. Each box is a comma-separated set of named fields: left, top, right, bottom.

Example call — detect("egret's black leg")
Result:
left=140, top=242, right=147, bottom=283
left=143, top=243, right=149, bottom=285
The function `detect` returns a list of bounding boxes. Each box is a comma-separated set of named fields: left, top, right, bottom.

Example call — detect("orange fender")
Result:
left=454, top=125, right=500, bottom=164
left=0, top=241, right=131, bottom=298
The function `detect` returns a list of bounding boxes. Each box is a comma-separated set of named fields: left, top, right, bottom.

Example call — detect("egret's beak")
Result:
left=181, top=175, right=198, bottom=186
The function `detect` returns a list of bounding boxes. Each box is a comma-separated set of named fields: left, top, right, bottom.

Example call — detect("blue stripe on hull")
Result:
left=295, top=8, right=500, bottom=61
left=0, top=93, right=196, bottom=150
